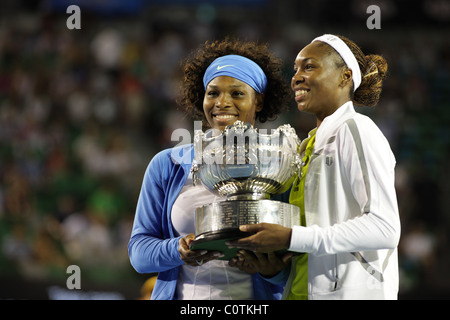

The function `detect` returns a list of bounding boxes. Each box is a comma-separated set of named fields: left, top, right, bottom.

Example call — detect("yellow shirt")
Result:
left=284, top=129, right=316, bottom=300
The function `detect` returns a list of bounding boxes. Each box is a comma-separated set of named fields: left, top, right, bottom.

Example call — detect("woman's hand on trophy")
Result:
left=228, top=250, right=258, bottom=274
left=228, top=250, right=294, bottom=277
left=179, top=234, right=224, bottom=266
left=226, top=223, right=292, bottom=253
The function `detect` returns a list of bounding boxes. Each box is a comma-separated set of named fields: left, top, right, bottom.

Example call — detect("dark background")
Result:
left=0, top=0, right=449, bottom=299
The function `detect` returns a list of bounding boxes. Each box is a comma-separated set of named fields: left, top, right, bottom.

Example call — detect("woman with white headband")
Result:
left=228, top=34, right=401, bottom=300
left=128, top=38, right=291, bottom=300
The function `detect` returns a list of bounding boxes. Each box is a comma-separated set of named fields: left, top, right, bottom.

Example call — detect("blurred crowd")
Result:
left=0, top=0, right=449, bottom=299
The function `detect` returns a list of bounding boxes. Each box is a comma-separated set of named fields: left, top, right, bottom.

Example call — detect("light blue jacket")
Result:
left=128, top=143, right=284, bottom=300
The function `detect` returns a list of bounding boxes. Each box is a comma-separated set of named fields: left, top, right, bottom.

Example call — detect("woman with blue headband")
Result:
left=128, top=38, right=291, bottom=300
left=228, top=34, right=401, bottom=300
left=179, top=39, right=290, bottom=130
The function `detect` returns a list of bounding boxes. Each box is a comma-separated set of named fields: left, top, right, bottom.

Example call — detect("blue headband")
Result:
left=203, top=55, right=267, bottom=94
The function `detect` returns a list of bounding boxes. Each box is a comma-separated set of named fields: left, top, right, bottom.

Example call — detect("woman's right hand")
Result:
left=179, top=234, right=224, bottom=266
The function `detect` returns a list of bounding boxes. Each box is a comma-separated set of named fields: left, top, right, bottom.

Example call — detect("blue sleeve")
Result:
left=128, top=152, right=184, bottom=274
left=252, top=272, right=286, bottom=300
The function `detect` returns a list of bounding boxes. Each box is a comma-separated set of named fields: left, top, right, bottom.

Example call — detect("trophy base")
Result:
left=190, top=228, right=254, bottom=261
left=191, top=199, right=300, bottom=260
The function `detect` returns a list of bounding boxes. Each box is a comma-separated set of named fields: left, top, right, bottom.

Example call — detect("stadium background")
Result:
left=0, top=0, right=449, bottom=299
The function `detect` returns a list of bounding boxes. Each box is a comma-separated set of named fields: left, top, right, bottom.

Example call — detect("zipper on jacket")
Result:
left=333, top=254, right=339, bottom=291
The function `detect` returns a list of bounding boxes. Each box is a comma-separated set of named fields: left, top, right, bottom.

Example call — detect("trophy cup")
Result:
left=189, top=121, right=301, bottom=260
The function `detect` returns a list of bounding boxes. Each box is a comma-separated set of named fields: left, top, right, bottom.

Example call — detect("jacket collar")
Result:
left=315, top=101, right=355, bottom=148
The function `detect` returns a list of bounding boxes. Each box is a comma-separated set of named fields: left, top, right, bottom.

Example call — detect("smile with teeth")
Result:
left=214, top=114, right=237, bottom=120
left=295, top=89, right=309, bottom=97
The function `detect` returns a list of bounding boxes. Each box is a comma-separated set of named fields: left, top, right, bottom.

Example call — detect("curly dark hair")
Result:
left=178, top=38, right=291, bottom=127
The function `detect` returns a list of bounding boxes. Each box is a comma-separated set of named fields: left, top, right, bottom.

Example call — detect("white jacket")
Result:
left=287, top=101, right=401, bottom=300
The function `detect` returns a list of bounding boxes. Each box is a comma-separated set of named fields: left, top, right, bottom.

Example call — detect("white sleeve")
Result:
left=289, top=118, right=401, bottom=255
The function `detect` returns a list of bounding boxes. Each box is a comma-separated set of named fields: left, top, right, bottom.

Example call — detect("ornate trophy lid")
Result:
left=191, top=121, right=301, bottom=198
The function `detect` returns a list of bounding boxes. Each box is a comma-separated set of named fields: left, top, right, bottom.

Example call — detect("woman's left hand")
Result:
left=179, top=234, right=224, bottom=266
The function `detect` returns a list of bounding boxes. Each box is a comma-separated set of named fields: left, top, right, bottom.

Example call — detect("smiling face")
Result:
left=203, top=76, right=263, bottom=131
left=291, top=42, right=353, bottom=124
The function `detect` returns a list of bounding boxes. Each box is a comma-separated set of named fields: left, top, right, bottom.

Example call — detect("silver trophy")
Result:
left=189, top=121, right=301, bottom=260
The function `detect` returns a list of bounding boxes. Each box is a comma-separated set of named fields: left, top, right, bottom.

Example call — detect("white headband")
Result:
left=311, top=34, right=361, bottom=92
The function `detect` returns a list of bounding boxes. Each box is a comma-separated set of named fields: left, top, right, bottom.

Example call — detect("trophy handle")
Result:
left=191, top=162, right=200, bottom=186
left=293, top=154, right=302, bottom=179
